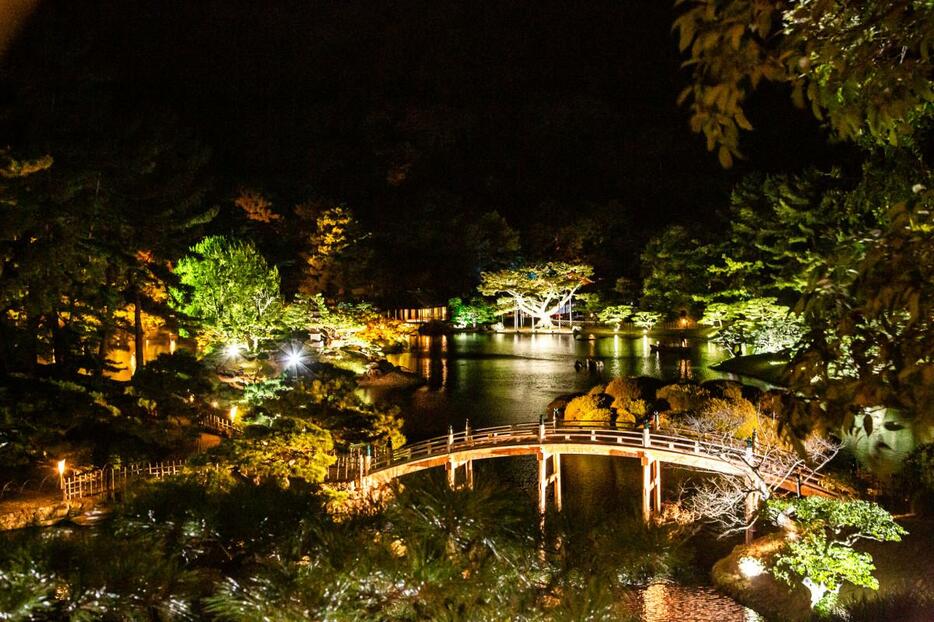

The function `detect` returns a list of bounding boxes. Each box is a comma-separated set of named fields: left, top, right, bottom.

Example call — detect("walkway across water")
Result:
left=327, top=419, right=837, bottom=533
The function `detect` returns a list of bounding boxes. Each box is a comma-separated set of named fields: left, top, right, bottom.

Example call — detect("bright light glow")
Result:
left=211, top=400, right=219, bottom=409
left=738, top=556, right=765, bottom=578
left=169, top=338, right=177, bottom=354
left=224, top=343, right=243, bottom=359
left=57, top=459, right=66, bottom=476
left=229, top=405, right=238, bottom=422
left=282, top=343, right=308, bottom=371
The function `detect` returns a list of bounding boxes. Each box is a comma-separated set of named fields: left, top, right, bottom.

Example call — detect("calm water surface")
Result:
left=370, top=333, right=764, bottom=622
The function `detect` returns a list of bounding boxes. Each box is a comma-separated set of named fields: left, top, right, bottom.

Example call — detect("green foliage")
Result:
left=639, top=226, right=712, bottom=316
left=130, top=350, right=215, bottom=419
left=767, top=497, right=907, bottom=611
left=898, top=442, right=934, bottom=498
left=173, top=236, right=284, bottom=352
left=285, top=294, right=411, bottom=358
left=702, top=297, right=804, bottom=356
left=210, top=417, right=335, bottom=486
left=242, top=376, right=289, bottom=406
left=630, top=311, right=663, bottom=331
left=448, top=296, right=498, bottom=328
left=674, top=0, right=934, bottom=161
left=597, top=304, right=634, bottom=329
left=478, top=262, right=593, bottom=328
left=789, top=196, right=934, bottom=433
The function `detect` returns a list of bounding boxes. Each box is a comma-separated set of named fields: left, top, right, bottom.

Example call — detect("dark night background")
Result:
left=0, top=0, right=849, bottom=298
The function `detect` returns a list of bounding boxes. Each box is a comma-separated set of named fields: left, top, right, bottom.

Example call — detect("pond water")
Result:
left=377, top=332, right=740, bottom=440
left=368, top=333, right=764, bottom=621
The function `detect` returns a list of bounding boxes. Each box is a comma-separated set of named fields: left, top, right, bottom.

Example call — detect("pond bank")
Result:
left=711, top=352, right=789, bottom=387
left=0, top=492, right=101, bottom=531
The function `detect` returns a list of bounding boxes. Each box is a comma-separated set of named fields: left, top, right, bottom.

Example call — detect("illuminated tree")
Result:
left=234, top=188, right=281, bottom=223
left=448, top=297, right=498, bottom=328
left=788, top=194, right=934, bottom=435
left=478, top=262, right=593, bottom=329
left=768, top=497, right=906, bottom=613
left=284, top=294, right=411, bottom=357
left=630, top=311, right=662, bottom=332
left=674, top=0, right=934, bottom=164
left=172, top=236, right=283, bottom=352
left=702, top=298, right=804, bottom=357
left=639, top=226, right=712, bottom=317
left=209, top=417, right=335, bottom=486
left=597, top=304, right=634, bottom=330
left=298, top=205, right=370, bottom=297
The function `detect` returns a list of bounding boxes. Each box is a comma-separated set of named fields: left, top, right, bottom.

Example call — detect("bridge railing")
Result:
left=326, top=419, right=836, bottom=495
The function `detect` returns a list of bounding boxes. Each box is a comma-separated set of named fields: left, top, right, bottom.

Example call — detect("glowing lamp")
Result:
left=229, top=404, right=238, bottom=422
left=224, top=343, right=242, bottom=359
left=57, top=459, right=66, bottom=476
left=211, top=400, right=219, bottom=409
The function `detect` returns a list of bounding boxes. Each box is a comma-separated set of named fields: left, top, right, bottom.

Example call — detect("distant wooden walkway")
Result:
left=326, top=420, right=837, bottom=530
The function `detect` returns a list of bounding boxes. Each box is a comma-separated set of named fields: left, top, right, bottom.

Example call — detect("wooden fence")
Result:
left=199, top=413, right=239, bottom=437
left=62, top=460, right=184, bottom=501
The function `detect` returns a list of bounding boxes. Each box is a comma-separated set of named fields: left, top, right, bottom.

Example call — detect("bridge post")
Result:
left=446, top=459, right=456, bottom=489
left=641, top=454, right=661, bottom=523
left=552, top=452, right=562, bottom=512
left=642, top=455, right=651, bottom=522
left=642, top=423, right=650, bottom=447
left=537, top=450, right=548, bottom=514
left=465, top=459, right=474, bottom=490
left=744, top=490, right=760, bottom=544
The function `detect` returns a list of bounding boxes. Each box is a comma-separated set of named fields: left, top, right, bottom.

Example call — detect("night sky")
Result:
left=1, top=1, right=849, bottom=282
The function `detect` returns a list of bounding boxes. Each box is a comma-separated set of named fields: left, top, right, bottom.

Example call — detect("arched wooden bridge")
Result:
left=327, top=419, right=837, bottom=532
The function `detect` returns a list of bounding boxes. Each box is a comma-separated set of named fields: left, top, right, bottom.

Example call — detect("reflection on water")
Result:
left=845, top=406, right=933, bottom=480
left=106, top=334, right=184, bottom=381
left=375, top=333, right=739, bottom=441
left=642, top=582, right=763, bottom=622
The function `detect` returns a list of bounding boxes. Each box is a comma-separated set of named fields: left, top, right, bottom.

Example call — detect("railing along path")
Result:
left=325, top=420, right=835, bottom=497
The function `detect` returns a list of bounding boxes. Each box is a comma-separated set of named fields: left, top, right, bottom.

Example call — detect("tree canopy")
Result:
left=172, top=236, right=283, bottom=353
left=674, top=0, right=934, bottom=165
left=478, top=262, right=593, bottom=328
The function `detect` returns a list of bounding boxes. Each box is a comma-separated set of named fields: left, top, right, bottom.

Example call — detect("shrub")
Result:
left=604, top=377, right=642, bottom=406
left=587, top=383, right=606, bottom=396
left=564, top=395, right=613, bottom=424
left=690, top=397, right=759, bottom=438
left=657, top=384, right=710, bottom=413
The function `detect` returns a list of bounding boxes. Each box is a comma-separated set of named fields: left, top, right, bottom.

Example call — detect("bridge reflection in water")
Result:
left=327, top=419, right=835, bottom=541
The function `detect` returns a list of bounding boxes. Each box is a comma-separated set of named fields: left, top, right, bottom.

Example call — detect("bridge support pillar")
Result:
left=744, top=490, right=760, bottom=544
left=446, top=458, right=475, bottom=490
left=537, top=450, right=563, bottom=515
left=538, top=451, right=548, bottom=514
left=552, top=452, right=562, bottom=512
left=641, top=454, right=661, bottom=523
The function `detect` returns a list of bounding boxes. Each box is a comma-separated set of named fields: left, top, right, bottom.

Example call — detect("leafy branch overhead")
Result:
left=674, top=0, right=934, bottom=164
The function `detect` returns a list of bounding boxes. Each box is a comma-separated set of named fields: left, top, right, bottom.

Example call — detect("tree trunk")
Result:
left=133, top=292, right=144, bottom=377
left=50, top=308, right=67, bottom=376
left=96, top=312, right=109, bottom=381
